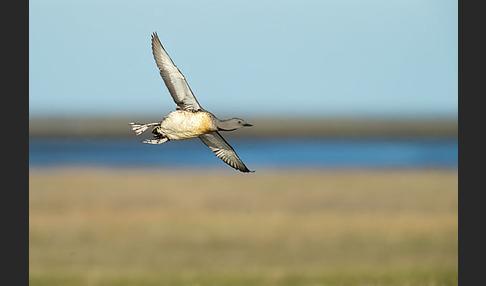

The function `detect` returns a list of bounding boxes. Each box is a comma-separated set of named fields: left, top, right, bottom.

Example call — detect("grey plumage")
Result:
left=151, top=32, right=202, bottom=112
left=199, top=132, right=253, bottom=173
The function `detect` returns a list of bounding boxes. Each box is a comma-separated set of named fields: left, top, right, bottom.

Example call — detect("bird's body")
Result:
left=129, top=32, right=253, bottom=173
left=155, top=110, right=217, bottom=140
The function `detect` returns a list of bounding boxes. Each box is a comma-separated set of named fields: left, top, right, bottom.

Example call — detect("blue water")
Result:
left=29, top=137, right=458, bottom=170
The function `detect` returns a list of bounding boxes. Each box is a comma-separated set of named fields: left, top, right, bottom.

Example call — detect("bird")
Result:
left=129, top=32, right=254, bottom=173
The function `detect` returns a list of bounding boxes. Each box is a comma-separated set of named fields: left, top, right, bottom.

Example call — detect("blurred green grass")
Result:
left=29, top=169, right=457, bottom=285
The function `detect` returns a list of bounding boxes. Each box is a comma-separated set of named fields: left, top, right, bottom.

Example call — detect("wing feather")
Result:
left=199, top=132, right=253, bottom=173
left=151, top=32, right=202, bottom=111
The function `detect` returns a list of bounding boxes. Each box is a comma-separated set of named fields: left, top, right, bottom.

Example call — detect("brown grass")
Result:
left=29, top=168, right=457, bottom=285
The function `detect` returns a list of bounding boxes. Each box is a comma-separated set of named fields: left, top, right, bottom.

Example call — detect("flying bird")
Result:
left=129, top=32, right=254, bottom=173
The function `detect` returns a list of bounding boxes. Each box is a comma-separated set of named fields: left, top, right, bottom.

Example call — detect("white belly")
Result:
left=159, top=111, right=216, bottom=140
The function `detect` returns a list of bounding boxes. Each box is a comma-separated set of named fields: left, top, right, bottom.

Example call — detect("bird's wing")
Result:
left=151, top=32, right=202, bottom=111
left=198, top=132, right=253, bottom=173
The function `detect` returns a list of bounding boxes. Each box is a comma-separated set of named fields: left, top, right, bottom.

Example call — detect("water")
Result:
left=29, top=137, right=458, bottom=170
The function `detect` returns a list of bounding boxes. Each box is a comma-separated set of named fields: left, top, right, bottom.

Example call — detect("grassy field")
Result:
left=29, top=169, right=457, bottom=286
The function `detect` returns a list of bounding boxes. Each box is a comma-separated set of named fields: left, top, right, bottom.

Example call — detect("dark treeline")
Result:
left=29, top=116, right=457, bottom=139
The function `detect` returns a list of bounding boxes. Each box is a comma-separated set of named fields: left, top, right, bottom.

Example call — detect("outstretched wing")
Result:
left=199, top=132, right=253, bottom=173
left=151, top=32, right=202, bottom=111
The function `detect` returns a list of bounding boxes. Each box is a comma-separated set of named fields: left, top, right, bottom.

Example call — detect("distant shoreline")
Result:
left=29, top=116, right=457, bottom=139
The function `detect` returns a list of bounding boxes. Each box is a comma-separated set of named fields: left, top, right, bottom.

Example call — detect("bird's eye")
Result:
left=238, top=121, right=241, bottom=124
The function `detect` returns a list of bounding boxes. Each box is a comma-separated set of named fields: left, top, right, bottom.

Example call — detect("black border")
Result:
left=5, top=0, right=29, bottom=284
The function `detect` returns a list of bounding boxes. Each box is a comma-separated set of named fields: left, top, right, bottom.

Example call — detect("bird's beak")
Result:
left=244, top=123, right=253, bottom=127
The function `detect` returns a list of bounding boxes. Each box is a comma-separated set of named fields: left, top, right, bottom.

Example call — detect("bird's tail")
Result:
left=128, top=122, right=158, bottom=136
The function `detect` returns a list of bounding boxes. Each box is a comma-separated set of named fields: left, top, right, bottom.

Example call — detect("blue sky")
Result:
left=29, top=0, right=457, bottom=119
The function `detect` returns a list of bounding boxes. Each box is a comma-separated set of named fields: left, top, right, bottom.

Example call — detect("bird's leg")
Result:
left=141, top=138, right=169, bottom=144
left=129, top=122, right=159, bottom=136
left=139, top=125, right=170, bottom=144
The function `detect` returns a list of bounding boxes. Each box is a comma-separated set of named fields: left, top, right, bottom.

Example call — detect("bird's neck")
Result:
left=216, top=119, right=237, bottom=131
